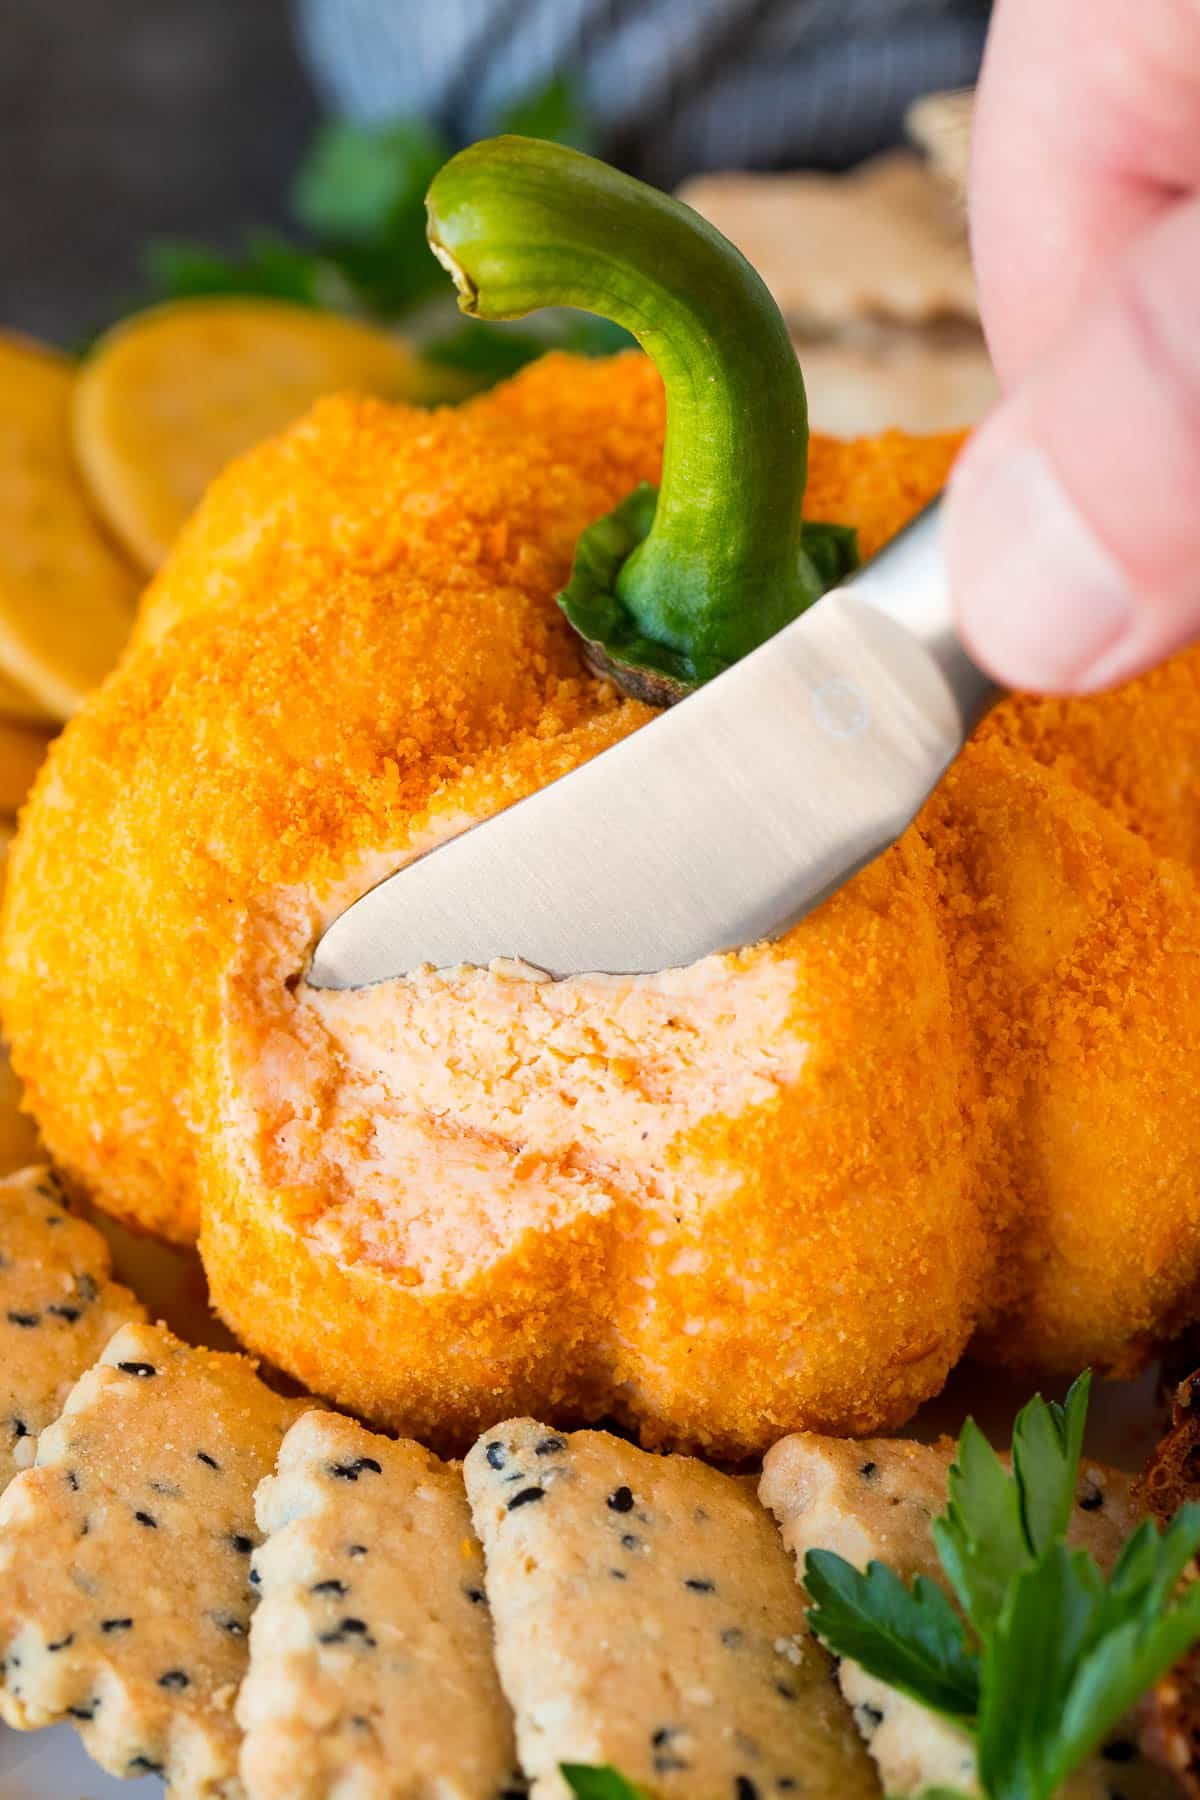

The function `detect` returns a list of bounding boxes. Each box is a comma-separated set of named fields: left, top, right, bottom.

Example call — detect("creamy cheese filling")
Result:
left=217, top=833, right=809, bottom=1292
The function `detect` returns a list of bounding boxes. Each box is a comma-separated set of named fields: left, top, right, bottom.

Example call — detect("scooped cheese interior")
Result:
left=248, top=944, right=802, bottom=1286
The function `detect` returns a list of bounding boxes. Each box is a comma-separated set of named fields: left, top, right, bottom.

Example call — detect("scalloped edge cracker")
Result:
left=906, top=87, right=975, bottom=215
left=794, top=321, right=996, bottom=436
left=465, top=1418, right=876, bottom=1800
left=0, top=1165, right=144, bottom=1491
left=0, top=331, right=139, bottom=721
left=679, top=152, right=977, bottom=329
left=238, top=1409, right=522, bottom=1799
left=0, top=1319, right=307, bottom=1796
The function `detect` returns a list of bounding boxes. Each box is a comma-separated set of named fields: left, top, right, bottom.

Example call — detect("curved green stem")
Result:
left=426, top=136, right=854, bottom=701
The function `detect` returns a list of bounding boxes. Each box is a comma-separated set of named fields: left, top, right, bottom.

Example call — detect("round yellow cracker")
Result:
left=75, top=299, right=471, bottom=572
left=0, top=332, right=140, bottom=720
left=0, top=716, right=51, bottom=815
left=0, top=1039, right=40, bottom=1176
left=0, top=824, right=39, bottom=1176
left=0, top=668, right=55, bottom=726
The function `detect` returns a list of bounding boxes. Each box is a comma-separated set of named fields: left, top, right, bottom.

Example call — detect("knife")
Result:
left=308, top=498, right=996, bottom=988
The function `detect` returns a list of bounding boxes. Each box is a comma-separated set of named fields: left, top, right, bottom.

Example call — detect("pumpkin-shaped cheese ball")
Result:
left=4, top=139, right=1200, bottom=1456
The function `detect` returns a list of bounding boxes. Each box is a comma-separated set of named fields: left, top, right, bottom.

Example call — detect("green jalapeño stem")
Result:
left=426, top=135, right=856, bottom=704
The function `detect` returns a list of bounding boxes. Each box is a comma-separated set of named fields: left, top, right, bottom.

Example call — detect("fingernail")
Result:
left=948, top=443, right=1133, bottom=691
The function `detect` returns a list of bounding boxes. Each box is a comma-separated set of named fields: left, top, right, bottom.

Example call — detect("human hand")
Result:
left=944, top=0, right=1200, bottom=692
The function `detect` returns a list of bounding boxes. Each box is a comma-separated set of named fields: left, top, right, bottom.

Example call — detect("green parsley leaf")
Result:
left=804, top=1552, right=979, bottom=1721
left=1106, top=1500, right=1200, bottom=1621
left=292, top=118, right=449, bottom=245
left=1050, top=1585, right=1200, bottom=1789
left=560, top=1765, right=650, bottom=1799
left=1011, top=1370, right=1091, bottom=1559
left=423, top=321, right=550, bottom=382
left=933, top=1376, right=1092, bottom=1639
left=425, top=312, right=637, bottom=391
left=892, top=1791, right=976, bottom=1799
left=143, top=234, right=344, bottom=308
left=932, top=1416, right=1030, bottom=1636
left=291, top=118, right=451, bottom=317
left=976, top=1510, right=1200, bottom=1800
left=805, top=1372, right=1200, bottom=1799
left=975, top=1545, right=1107, bottom=1800
left=498, top=73, right=595, bottom=153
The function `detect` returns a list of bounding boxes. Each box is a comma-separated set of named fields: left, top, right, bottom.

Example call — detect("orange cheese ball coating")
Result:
left=5, top=348, right=1200, bottom=1452
left=926, top=690, right=1200, bottom=1377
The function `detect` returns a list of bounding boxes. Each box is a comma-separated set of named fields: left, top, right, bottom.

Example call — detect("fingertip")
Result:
left=947, top=429, right=1134, bottom=694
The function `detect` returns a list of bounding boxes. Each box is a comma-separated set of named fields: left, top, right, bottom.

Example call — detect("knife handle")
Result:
left=846, top=495, right=1000, bottom=736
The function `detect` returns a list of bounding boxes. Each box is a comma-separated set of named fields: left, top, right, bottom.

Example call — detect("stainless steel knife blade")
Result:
left=308, top=500, right=995, bottom=988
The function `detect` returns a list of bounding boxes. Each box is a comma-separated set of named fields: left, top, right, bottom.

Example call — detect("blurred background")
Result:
left=3, top=0, right=988, bottom=343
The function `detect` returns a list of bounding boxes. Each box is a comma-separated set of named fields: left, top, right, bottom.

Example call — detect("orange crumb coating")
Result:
left=5, top=347, right=1200, bottom=1452
left=926, top=683, right=1200, bottom=1377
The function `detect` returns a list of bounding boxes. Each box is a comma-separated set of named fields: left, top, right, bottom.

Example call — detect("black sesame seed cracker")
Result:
left=238, top=1408, right=520, bottom=1796
left=465, top=1417, right=876, bottom=1796
left=0, top=1165, right=145, bottom=1493
left=0, top=1317, right=305, bottom=1791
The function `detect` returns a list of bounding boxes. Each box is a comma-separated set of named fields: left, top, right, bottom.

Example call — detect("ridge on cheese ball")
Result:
left=926, top=698, right=1200, bottom=1377
left=0, top=350, right=986, bottom=1455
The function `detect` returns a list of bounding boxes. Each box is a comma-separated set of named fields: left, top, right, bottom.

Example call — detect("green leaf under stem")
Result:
left=559, top=490, right=857, bottom=702
left=799, top=519, right=859, bottom=591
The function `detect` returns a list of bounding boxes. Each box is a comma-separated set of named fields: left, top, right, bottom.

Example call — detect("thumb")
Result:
left=946, top=193, right=1200, bottom=693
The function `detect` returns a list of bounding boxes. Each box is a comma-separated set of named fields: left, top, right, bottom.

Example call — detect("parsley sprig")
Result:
left=804, top=1372, right=1200, bottom=1800
left=561, top=1767, right=648, bottom=1799
left=128, top=75, right=632, bottom=385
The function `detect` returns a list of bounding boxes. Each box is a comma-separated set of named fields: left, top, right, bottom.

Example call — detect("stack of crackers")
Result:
left=679, top=90, right=994, bottom=438
left=0, top=1164, right=1170, bottom=1799
left=0, top=303, right=459, bottom=730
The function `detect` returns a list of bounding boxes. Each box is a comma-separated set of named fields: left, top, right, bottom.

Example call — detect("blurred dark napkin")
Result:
left=0, top=0, right=318, bottom=342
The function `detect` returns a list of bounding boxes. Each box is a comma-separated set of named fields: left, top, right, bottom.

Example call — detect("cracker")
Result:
left=0, top=716, right=51, bottom=816
left=0, top=1042, right=41, bottom=1178
left=679, top=152, right=978, bottom=329
left=906, top=87, right=975, bottom=215
left=793, top=322, right=996, bottom=437
left=0, top=666, right=54, bottom=727
left=0, top=1318, right=307, bottom=1795
left=0, top=1165, right=144, bottom=1491
left=74, top=300, right=470, bottom=574
left=761, top=1434, right=1167, bottom=1799
left=464, top=1419, right=877, bottom=1800
left=238, top=1409, right=523, bottom=1800
left=0, top=331, right=139, bottom=721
